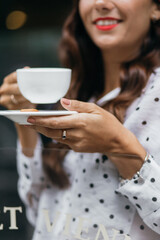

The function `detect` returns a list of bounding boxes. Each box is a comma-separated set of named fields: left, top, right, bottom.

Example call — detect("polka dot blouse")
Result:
left=17, top=68, right=160, bottom=240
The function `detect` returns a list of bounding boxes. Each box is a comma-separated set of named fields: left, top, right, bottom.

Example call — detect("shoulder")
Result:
left=125, top=68, right=160, bottom=121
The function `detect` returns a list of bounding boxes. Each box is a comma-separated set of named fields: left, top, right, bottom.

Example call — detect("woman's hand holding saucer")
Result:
left=27, top=98, right=145, bottom=157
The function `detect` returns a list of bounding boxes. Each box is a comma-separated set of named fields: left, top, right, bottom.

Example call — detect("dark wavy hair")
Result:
left=42, top=0, right=160, bottom=189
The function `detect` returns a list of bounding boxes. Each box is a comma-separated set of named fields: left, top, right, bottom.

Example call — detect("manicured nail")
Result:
left=61, top=98, right=71, bottom=106
left=27, top=117, right=35, bottom=123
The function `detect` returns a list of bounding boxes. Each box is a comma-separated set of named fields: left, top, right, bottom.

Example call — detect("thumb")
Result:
left=60, top=98, right=98, bottom=113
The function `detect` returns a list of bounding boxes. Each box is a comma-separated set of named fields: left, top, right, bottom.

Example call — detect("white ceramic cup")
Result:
left=16, top=68, right=72, bottom=104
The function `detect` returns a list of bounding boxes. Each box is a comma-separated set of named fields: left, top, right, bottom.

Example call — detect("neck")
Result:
left=102, top=53, right=121, bottom=95
left=100, top=40, right=143, bottom=96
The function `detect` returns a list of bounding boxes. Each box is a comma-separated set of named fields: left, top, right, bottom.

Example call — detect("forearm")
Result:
left=15, top=124, right=38, bottom=157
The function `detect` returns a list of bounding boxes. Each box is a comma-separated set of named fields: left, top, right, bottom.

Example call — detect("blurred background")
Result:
left=0, top=0, right=72, bottom=239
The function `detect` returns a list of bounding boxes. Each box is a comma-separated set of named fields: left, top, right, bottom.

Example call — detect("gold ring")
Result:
left=10, top=95, right=18, bottom=104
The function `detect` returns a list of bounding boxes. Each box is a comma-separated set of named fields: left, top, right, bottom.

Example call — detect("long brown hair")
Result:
left=43, top=0, right=160, bottom=189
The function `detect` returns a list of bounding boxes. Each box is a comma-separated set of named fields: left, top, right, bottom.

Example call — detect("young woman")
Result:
left=1, top=0, right=160, bottom=239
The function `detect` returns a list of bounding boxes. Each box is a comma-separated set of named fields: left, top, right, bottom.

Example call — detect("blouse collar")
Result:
left=96, top=87, right=121, bottom=107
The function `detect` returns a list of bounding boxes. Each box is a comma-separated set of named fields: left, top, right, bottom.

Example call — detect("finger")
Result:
left=0, top=83, right=20, bottom=95
left=31, top=126, right=64, bottom=139
left=27, top=125, right=75, bottom=144
left=61, top=98, right=100, bottom=114
left=3, top=72, right=17, bottom=84
left=27, top=125, right=82, bottom=141
left=0, top=94, right=26, bottom=105
left=2, top=66, right=30, bottom=85
left=0, top=94, right=32, bottom=110
left=27, top=113, right=87, bottom=129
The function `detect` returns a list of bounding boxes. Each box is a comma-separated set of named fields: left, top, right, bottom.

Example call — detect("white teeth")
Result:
left=96, top=20, right=118, bottom=26
left=98, top=20, right=104, bottom=26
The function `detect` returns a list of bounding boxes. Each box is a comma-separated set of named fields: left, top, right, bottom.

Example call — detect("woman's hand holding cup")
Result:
left=0, top=68, right=36, bottom=110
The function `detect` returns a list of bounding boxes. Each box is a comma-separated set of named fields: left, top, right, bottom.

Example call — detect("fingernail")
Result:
left=27, top=117, right=35, bottom=123
left=61, top=98, right=71, bottom=106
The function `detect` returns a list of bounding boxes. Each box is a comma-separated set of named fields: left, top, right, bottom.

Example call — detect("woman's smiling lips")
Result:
left=93, top=17, right=122, bottom=31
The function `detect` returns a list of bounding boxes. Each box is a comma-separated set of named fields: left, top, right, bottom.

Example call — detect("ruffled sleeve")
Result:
left=116, top=69, right=160, bottom=234
left=117, top=155, right=160, bottom=234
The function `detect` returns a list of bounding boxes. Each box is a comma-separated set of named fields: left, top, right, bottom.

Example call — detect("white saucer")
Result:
left=0, top=110, right=77, bottom=125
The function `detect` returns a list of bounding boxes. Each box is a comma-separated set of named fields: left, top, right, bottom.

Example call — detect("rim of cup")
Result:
left=16, top=68, right=71, bottom=72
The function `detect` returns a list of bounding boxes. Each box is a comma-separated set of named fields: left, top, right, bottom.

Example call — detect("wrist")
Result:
left=108, top=127, right=146, bottom=179
left=119, top=153, right=150, bottom=184
left=15, top=124, right=38, bottom=157
left=114, top=127, right=146, bottom=160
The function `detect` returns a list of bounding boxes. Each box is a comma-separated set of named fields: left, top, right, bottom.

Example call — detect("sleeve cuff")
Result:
left=117, top=155, right=160, bottom=218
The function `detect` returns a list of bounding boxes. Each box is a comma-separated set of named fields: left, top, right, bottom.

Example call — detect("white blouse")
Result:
left=17, top=68, right=160, bottom=240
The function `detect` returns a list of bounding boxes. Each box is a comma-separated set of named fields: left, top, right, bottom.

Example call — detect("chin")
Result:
left=92, top=35, right=120, bottom=50
left=95, top=41, right=118, bottom=51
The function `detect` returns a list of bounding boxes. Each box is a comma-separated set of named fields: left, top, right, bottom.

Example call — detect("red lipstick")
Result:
left=93, top=17, right=121, bottom=31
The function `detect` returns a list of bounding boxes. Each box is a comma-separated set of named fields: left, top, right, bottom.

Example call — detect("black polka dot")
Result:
left=103, top=174, right=108, bottom=179
left=102, top=155, right=108, bottom=163
left=23, top=163, right=28, bottom=169
left=34, top=161, right=38, bottom=165
left=85, top=208, right=89, bottom=212
left=154, top=98, right=159, bottom=102
left=110, top=215, right=114, bottom=219
left=125, top=205, right=130, bottom=210
left=146, top=137, right=149, bottom=141
left=142, top=121, right=147, bottom=125
left=78, top=194, right=82, bottom=198
left=75, top=179, right=78, bottom=183
left=152, top=197, right=157, bottom=202
left=147, top=159, right=151, bottom=163
left=153, top=223, right=158, bottom=227
left=136, top=204, right=142, bottom=210
left=99, top=199, right=104, bottom=204
left=140, top=225, right=144, bottom=230
left=115, top=190, right=119, bottom=195
left=96, top=159, right=100, bottom=163
left=124, top=195, right=129, bottom=199
left=133, top=196, right=138, bottom=200
left=90, top=183, right=94, bottom=188
left=25, top=174, right=30, bottom=179
left=93, top=224, right=98, bottom=228
left=151, top=85, right=154, bottom=89
left=83, top=169, right=86, bottom=173
left=136, top=107, right=140, bottom=111
left=150, top=178, right=155, bottom=183
left=134, top=180, right=138, bottom=184
left=120, top=230, right=124, bottom=234
left=55, top=200, right=59, bottom=204
left=72, top=218, right=76, bottom=222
